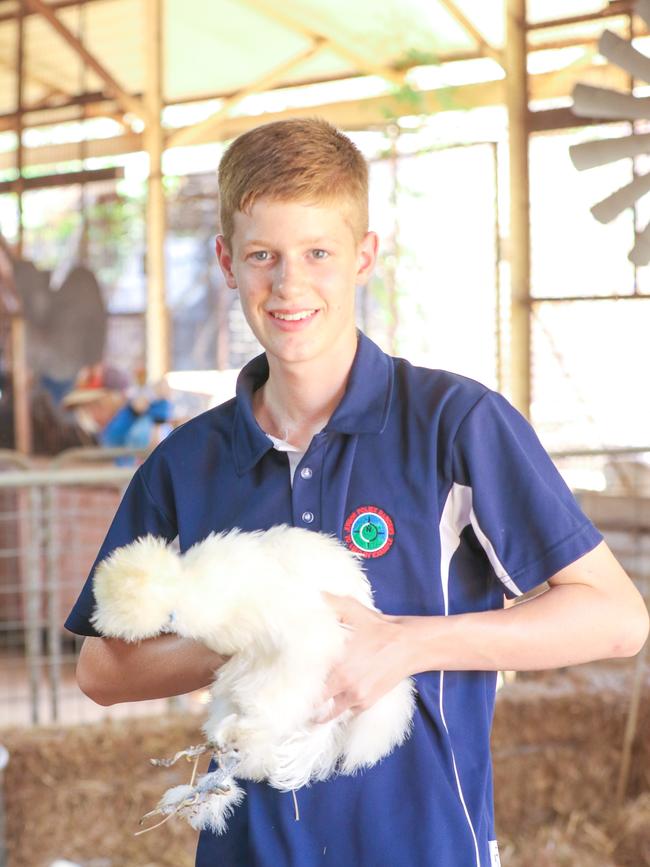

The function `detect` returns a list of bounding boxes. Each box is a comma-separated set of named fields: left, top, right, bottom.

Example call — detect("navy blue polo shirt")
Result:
left=65, top=331, right=602, bottom=867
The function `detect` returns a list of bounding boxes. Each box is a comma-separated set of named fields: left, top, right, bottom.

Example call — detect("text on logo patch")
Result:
left=343, top=506, right=395, bottom=558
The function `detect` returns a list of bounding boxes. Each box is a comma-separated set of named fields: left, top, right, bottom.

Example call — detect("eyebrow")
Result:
left=244, top=236, right=339, bottom=247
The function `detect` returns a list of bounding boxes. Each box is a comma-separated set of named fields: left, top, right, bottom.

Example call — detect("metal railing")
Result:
left=551, top=446, right=650, bottom=595
left=0, top=447, right=163, bottom=727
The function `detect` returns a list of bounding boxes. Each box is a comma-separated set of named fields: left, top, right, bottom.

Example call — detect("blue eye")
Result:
left=312, top=249, right=328, bottom=259
left=251, top=251, right=270, bottom=261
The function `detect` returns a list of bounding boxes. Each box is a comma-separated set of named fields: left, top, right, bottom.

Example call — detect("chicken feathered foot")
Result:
left=136, top=746, right=241, bottom=835
left=150, top=741, right=212, bottom=768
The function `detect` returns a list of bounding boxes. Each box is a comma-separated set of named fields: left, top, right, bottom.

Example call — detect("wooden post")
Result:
left=143, top=0, right=168, bottom=381
left=492, top=142, right=505, bottom=393
left=386, top=124, right=400, bottom=357
left=505, top=0, right=531, bottom=417
left=13, top=0, right=32, bottom=454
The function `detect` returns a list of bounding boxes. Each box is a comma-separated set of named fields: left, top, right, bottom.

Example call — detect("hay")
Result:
left=499, top=795, right=650, bottom=867
left=492, top=665, right=650, bottom=833
left=1, top=662, right=648, bottom=867
left=494, top=664, right=650, bottom=867
left=1, top=714, right=205, bottom=867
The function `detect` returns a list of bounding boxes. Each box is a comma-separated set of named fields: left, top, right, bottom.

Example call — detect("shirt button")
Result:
left=300, top=467, right=313, bottom=480
left=301, top=511, right=314, bottom=524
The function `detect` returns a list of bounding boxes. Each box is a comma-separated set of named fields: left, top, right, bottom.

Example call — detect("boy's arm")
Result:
left=76, top=633, right=225, bottom=706
left=320, top=540, right=650, bottom=719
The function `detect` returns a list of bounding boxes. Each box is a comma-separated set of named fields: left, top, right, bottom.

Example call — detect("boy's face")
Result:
left=216, top=198, right=377, bottom=369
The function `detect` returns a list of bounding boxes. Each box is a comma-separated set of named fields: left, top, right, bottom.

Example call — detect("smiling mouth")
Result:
left=269, top=310, right=318, bottom=321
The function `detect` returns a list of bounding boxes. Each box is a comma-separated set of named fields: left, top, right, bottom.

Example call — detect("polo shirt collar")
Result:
left=232, top=331, right=393, bottom=475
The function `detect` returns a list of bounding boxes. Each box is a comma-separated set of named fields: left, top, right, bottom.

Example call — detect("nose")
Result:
left=273, top=257, right=306, bottom=299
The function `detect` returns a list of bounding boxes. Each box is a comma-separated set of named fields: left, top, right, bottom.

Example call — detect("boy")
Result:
left=67, top=118, right=649, bottom=867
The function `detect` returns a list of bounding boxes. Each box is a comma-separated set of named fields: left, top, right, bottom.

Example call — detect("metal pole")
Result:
left=0, top=744, right=8, bottom=867
left=144, top=0, right=169, bottom=381
left=25, top=485, right=43, bottom=724
left=505, top=0, right=531, bottom=418
left=44, top=484, right=62, bottom=722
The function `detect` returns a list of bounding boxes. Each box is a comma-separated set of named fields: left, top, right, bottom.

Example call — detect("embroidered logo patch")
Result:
left=344, top=506, right=395, bottom=558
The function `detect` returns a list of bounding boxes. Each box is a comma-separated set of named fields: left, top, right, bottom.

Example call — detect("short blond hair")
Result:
left=218, top=118, right=369, bottom=245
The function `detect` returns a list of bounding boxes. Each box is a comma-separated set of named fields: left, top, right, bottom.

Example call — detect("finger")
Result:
left=321, top=592, right=362, bottom=624
left=314, top=694, right=352, bottom=724
left=320, top=668, right=347, bottom=703
left=321, top=591, right=348, bottom=613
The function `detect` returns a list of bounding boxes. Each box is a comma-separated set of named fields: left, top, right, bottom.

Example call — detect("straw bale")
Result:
left=492, top=665, right=650, bottom=833
left=1, top=713, right=204, bottom=867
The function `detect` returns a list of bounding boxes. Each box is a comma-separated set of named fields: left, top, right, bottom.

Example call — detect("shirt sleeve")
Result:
left=64, top=465, right=178, bottom=637
left=452, top=390, right=603, bottom=598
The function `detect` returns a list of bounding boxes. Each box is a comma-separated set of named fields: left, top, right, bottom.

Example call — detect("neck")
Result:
left=254, top=332, right=358, bottom=450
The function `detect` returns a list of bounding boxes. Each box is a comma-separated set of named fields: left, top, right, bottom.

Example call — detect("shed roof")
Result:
left=0, top=0, right=641, bottom=172
left=0, top=1, right=618, bottom=112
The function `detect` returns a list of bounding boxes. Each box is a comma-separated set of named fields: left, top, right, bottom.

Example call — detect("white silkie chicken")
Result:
left=91, top=525, right=416, bottom=834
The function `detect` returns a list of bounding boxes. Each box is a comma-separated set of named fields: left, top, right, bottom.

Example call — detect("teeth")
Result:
left=271, top=310, right=315, bottom=321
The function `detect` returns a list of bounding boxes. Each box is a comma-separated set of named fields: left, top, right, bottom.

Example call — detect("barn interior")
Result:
left=0, top=1, right=649, bottom=865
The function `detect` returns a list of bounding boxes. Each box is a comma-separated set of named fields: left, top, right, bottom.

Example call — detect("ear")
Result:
left=215, top=235, right=238, bottom=289
left=355, top=231, right=379, bottom=286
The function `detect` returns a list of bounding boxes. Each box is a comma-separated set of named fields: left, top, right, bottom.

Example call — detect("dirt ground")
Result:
left=1, top=662, right=648, bottom=867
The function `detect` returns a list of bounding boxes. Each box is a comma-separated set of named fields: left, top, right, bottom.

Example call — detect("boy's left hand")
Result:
left=317, top=593, right=414, bottom=722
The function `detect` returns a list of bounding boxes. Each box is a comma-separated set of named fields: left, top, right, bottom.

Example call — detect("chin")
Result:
left=265, top=337, right=324, bottom=366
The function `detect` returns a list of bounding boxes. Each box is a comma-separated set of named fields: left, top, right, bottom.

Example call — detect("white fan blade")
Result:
left=598, top=30, right=650, bottom=84
left=629, top=220, right=650, bottom=265
left=591, top=171, right=650, bottom=222
left=635, top=0, right=650, bottom=30
left=570, top=133, right=650, bottom=169
left=572, top=83, right=650, bottom=119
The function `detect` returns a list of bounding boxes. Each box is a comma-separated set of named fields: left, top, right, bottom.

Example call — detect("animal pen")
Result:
left=1, top=0, right=650, bottom=865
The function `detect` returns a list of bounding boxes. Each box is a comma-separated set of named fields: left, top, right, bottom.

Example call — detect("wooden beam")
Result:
left=3, top=30, right=631, bottom=135
left=526, top=2, right=633, bottom=30
left=236, top=0, right=406, bottom=86
left=27, top=86, right=72, bottom=110
left=0, top=129, right=141, bottom=168
left=22, top=0, right=148, bottom=123
left=438, top=0, right=503, bottom=64
left=505, top=0, right=531, bottom=419
left=0, top=63, right=633, bottom=172
left=0, top=0, right=106, bottom=23
left=0, top=93, right=130, bottom=132
left=13, top=0, right=32, bottom=455
left=527, top=21, right=650, bottom=52
left=16, top=0, right=25, bottom=255
left=1, top=90, right=112, bottom=118
left=168, top=38, right=327, bottom=149
left=143, top=0, right=168, bottom=380
left=0, top=165, right=124, bottom=193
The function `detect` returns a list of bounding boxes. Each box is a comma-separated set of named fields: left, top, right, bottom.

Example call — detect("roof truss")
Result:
left=22, top=0, right=149, bottom=123
left=168, top=37, right=329, bottom=148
